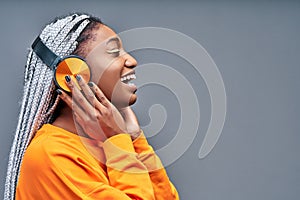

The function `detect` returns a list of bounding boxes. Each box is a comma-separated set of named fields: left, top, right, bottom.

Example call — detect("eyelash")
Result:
left=106, top=49, right=120, bottom=57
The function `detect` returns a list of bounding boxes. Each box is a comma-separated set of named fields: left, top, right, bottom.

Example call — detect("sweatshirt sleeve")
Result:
left=133, top=131, right=180, bottom=200
left=102, top=133, right=155, bottom=200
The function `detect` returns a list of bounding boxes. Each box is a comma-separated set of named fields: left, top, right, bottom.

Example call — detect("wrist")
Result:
left=130, top=128, right=142, bottom=140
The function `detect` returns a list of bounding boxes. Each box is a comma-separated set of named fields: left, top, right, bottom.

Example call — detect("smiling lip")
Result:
left=120, top=70, right=137, bottom=93
left=121, top=70, right=135, bottom=78
left=120, top=70, right=136, bottom=83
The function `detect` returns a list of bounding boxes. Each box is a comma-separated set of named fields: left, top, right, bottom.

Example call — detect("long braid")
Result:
left=4, top=13, right=94, bottom=200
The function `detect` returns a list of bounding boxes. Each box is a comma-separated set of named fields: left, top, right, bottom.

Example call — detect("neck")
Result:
left=52, top=105, right=78, bottom=135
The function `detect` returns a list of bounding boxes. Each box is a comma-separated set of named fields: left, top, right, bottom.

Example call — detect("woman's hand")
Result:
left=119, top=106, right=142, bottom=140
left=57, top=75, right=127, bottom=141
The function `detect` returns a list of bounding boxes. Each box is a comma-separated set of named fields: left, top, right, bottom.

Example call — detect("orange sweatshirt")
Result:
left=16, top=124, right=179, bottom=199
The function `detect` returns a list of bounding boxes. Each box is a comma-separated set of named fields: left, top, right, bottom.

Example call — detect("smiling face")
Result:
left=83, top=24, right=138, bottom=108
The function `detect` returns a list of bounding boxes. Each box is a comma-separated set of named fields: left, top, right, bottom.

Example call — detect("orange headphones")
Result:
left=31, top=37, right=91, bottom=92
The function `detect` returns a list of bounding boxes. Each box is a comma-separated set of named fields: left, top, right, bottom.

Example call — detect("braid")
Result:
left=4, top=13, right=102, bottom=200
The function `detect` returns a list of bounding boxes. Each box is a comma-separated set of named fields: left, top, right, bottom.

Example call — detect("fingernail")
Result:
left=56, top=89, right=62, bottom=95
left=88, top=82, right=93, bottom=87
left=65, top=75, right=71, bottom=82
left=76, top=74, right=81, bottom=81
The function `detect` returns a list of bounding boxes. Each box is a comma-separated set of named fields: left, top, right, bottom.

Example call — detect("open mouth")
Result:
left=120, top=71, right=136, bottom=86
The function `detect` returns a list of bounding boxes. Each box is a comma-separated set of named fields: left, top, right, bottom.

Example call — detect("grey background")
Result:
left=1, top=0, right=300, bottom=199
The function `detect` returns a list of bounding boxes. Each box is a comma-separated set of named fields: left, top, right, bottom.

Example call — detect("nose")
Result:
left=124, top=53, right=137, bottom=68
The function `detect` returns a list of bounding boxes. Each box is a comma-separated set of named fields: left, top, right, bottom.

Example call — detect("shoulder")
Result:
left=18, top=125, right=108, bottom=198
left=23, top=124, right=87, bottom=170
left=23, top=124, right=105, bottom=174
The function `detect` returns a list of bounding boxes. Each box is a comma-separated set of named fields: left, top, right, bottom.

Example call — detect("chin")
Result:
left=114, top=94, right=137, bottom=109
left=129, top=94, right=137, bottom=105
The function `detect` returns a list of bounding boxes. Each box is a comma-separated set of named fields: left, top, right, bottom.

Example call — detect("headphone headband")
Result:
left=31, top=37, right=62, bottom=70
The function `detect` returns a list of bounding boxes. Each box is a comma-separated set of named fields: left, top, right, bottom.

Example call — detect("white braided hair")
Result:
left=4, top=13, right=93, bottom=200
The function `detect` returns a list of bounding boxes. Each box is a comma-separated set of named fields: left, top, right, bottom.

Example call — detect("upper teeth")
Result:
left=121, top=74, right=136, bottom=82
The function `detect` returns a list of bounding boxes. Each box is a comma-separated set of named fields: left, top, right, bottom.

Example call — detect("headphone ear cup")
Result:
left=54, top=56, right=91, bottom=92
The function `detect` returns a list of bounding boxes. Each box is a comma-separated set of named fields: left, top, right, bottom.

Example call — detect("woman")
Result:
left=4, top=13, right=179, bottom=199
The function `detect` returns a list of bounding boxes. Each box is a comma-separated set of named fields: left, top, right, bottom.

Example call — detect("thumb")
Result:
left=119, top=107, right=138, bottom=124
left=119, top=107, right=141, bottom=139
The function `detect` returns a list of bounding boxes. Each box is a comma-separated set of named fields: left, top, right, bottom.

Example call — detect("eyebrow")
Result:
left=106, top=37, right=120, bottom=46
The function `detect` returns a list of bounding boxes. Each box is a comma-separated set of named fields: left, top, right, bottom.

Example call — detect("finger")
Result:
left=56, top=88, right=87, bottom=119
left=88, top=82, right=110, bottom=108
left=119, top=106, right=137, bottom=119
left=75, top=75, right=106, bottom=112
left=118, top=106, right=130, bottom=119
left=65, top=75, right=95, bottom=114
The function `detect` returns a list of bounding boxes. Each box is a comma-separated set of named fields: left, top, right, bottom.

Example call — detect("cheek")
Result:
left=88, top=57, right=121, bottom=82
left=100, top=67, right=121, bottom=89
left=87, top=56, right=124, bottom=100
left=88, top=61, right=107, bottom=84
left=95, top=66, right=122, bottom=99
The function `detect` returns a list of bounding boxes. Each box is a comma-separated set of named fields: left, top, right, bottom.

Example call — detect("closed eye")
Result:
left=106, top=49, right=120, bottom=57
